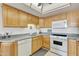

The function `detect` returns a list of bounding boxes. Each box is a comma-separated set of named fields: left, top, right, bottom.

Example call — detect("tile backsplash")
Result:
left=40, top=28, right=52, bottom=33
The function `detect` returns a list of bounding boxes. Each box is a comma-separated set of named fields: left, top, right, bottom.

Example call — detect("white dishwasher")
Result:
left=18, top=38, right=32, bottom=56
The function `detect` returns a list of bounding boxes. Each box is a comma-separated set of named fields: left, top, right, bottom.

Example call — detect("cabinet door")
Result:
left=27, top=15, right=39, bottom=25
left=37, top=36, right=42, bottom=50
left=34, top=16, right=39, bottom=25
left=32, top=38, right=38, bottom=54
left=3, top=4, right=19, bottom=27
left=12, top=8, right=19, bottom=27
left=42, top=36, right=50, bottom=49
left=27, top=14, right=32, bottom=24
left=76, top=41, right=79, bottom=56
left=1, top=42, right=17, bottom=56
left=1, top=43, right=11, bottom=56
left=7, top=6, right=19, bottom=27
left=3, top=4, right=8, bottom=27
left=54, top=13, right=67, bottom=21
left=43, top=36, right=50, bottom=44
left=67, top=11, right=79, bottom=27
left=19, top=11, right=27, bottom=27
left=7, top=6, right=14, bottom=26
left=44, top=17, right=52, bottom=28
left=68, top=39, right=77, bottom=56
left=77, top=45, right=79, bottom=56
left=10, top=42, right=18, bottom=56
left=39, top=18, right=45, bottom=28
left=43, top=42, right=49, bottom=49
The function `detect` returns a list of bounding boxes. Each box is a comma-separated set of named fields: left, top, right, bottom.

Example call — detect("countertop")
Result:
left=0, top=33, right=50, bottom=42
left=0, top=32, right=79, bottom=42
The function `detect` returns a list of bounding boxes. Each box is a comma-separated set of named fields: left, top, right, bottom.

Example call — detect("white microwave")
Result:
left=52, top=20, right=67, bottom=29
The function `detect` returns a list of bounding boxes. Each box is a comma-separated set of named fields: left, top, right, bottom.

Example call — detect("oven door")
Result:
left=50, top=36, right=67, bottom=52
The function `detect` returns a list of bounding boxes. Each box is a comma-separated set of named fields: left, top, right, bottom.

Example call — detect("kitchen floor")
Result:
left=32, top=49, right=58, bottom=56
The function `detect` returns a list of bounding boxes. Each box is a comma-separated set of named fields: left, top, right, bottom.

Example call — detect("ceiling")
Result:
left=5, top=3, right=79, bottom=17
left=25, top=3, right=79, bottom=17
left=25, top=3, right=69, bottom=13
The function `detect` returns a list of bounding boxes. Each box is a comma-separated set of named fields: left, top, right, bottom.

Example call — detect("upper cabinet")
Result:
left=67, top=11, right=79, bottom=27
left=32, top=16, right=39, bottom=25
left=39, top=13, right=67, bottom=28
left=44, top=17, right=52, bottom=28
left=19, top=11, right=27, bottom=27
left=27, top=14, right=32, bottom=24
left=27, top=14, right=39, bottom=25
left=3, top=4, right=19, bottom=27
left=54, top=13, right=67, bottom=21
left=39, top=17, right=52, bottom=28
left=39, top=18, right=45, bottom=28
left=3, top=4, right=39, bottom=28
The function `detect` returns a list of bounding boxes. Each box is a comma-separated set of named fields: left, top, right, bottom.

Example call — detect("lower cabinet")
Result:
left=77, top=45, right=79, bottom=55
left=38, top=36, right=42, bottom=49
left=42, top=36, right=50, bottom=49
left=32, top=36, right=42, bottom=54
left=68, top=39, right=77, bottom=56
left=0, top=42, right=17, bottom=56
left=0, top=35, right=50, bottom=56
left=68, top=39, right=79, bottom=56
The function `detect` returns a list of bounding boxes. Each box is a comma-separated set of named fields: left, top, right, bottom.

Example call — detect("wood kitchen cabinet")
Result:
left=68, top=39, right=79, bottom=56
left=77, top=45, right=79, bottom=56
left=67, top=11, right=79, bottom=27
left=37, top=36, right=42, bottom=49
left=19, top=11, right=27, bottom=27
left=42, top=36, right=50, bottom=49
left=76, top=41, right=79, bottom=56
left=32, top=36, right=42, bottom=54
left=3, top=4, right=8, bottom=27
left=27, top=14, right=39, bottom=25
left=10, top=42, right=18, bottom=56
left=39, top=18, right=45, bottom=28
left=0, top=42, right=17, bottom=56
left=0, top=42, right=1, bottom=56
left=3, top=4, right=39, bottom=27
left=8, top=6, right=19, bottom=27
left=54, top=13, right=67, bottom=21
left=39, top=17, right=52, bottom=28
left=68, top=39, right=77, bottom=56
left=27, top=14, right=32, bottom=24
left=33, top=16, right=39, bottom=25
left=44, top=17, right=52, bottom=28
left=39, top=13, right=67, bottom=28
left=3, top=4, right=19, bottom=27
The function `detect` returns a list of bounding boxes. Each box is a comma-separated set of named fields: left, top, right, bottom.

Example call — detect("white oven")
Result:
left=50, top=20, right=68, bottom=56
left=50, top=34, right=68, bottom=56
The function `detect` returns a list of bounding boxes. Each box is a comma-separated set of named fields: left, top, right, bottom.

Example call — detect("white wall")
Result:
left=0, top=5, right=4, bottom=34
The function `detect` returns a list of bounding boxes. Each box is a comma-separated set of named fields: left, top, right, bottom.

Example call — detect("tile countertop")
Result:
left=0, top=33, right=50, bottom=42
left=0, top=32, right=79, bottom=42
left=67, top=34, right=79, bottom=40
